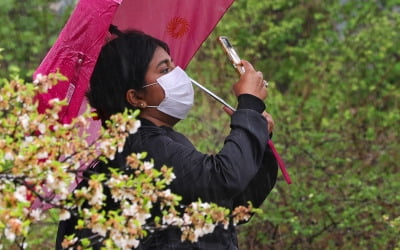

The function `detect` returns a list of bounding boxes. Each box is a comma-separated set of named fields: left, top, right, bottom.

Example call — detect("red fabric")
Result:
left=34, top=0, right=234, bottom=124
left=34, top=0, right=120, bottom=124
left=112, top=0, right=235, bottom=69
left=268, top=140, right=292, bottom=184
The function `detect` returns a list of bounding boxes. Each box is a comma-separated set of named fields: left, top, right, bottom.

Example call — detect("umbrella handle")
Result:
left=268, top=140, right=292, bottom=184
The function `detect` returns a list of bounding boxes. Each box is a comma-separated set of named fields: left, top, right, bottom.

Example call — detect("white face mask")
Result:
left=143, top=66, right=194, bottom=119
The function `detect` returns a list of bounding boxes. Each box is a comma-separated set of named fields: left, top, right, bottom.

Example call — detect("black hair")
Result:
left=86, top=27, right=170, bottom=122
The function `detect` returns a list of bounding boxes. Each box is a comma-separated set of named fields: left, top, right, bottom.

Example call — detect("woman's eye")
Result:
left=161, top=67, right=171, bottom=74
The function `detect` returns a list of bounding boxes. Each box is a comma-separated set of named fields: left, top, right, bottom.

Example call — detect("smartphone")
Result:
left=218, top=36, right=245, bottom=75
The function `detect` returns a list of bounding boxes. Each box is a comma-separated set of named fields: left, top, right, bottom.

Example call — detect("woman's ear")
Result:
left=126, top=89, right=146, bottom=108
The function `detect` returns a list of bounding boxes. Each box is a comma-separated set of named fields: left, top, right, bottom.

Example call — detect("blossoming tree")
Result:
left=0, top=74, right=256, bottom=249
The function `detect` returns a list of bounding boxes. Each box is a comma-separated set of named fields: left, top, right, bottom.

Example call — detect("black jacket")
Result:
left=56, top=95, right=278, bottom=249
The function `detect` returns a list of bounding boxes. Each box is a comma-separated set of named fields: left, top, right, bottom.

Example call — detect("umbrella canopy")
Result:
left=34, top=0, right=235, bottom=131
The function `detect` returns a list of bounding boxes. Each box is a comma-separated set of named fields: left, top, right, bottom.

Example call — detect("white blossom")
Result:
left=163, top=213, right=183, bottom=226
left=44, top=172, right=69, bottom=201
left=110, top=231, right=140, bottom=250
left=117, top=140, right=125, bottom=153
left=88, top=185, right=105, bottom=206
left=24, top=136, right=34, bottom=143
left=4, top=151, right=14, bottom=161
left=97, top=141, right=115, bottom=160
left=19, top=114, right=30, bottom=130
left=33, top=73, right=44, bottom=84
left=14, top=186, right=28, bottom=203
left=37, top=151, right=49, bottom=160
left=75, top=115, right=88, bottom=127
left=5, top=218, right=23, bottom=241
left=136, top=211, right=151, bottom=225
left=122, top=202, right=138, bottom=217
left=92, top=223, right=107, bottom=237
left=4, top=228, right=16, bottom=242
left=143, top=161, right=154, bottom=170
left=16, top=155, right=25, bottom=162
left=163, top=189, right=171, bottom=197
left=191, top=202, right=198, bottom=210
left=48, top=98, right=60, bottom=105
left=46, top=173, right=55, bottom=185
left=38, top=123, right=46, bottom=134
left=128, top=120, right=141, bottom=134
left=30, top=209, right=43, bottom=221
left=193, top=223, right=216, bottom=241
left=58, top=183, right=69, bottom=200
left=183, top=214, right=192, bottom=225
left=59, top=210, right=71, bottom=221
left=200, top=202, right=211, bottom=209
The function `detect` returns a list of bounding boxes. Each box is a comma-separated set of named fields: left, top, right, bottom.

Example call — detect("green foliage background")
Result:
left=1, top=0, right=399, bottom=249
left=0, top=0, right=74, bottom=80
left=182, top=0, right=400, bottom=249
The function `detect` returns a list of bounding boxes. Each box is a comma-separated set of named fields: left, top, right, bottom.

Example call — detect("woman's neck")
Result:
left=139, top=113, right=179, bottom=128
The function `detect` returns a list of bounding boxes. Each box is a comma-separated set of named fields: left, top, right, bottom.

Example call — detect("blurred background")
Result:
left=1, top=0, right=399, bottom=249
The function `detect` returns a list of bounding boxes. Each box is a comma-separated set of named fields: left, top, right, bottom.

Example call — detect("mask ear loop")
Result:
left=142, top=82, right=159, bottom=88
left=140, top=83, right=160, bottom=108
left=140, top=81, right=160, bottom=108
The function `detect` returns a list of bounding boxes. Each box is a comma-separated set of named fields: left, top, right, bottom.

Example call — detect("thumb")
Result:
left=222, top=106, right=234, bottom=116
left=240, top=60, right=255, bottom=72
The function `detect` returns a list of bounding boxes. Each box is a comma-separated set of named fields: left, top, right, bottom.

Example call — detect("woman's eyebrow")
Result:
left=156, top=59, right=170, bottom=69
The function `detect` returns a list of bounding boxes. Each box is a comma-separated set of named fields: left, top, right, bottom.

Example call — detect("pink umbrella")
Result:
left=34, top=0, right=234, bottom=126
left=34, top=0, right=291, bottom=196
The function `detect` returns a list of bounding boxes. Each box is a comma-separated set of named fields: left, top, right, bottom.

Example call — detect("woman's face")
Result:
left=127, top=46, right=182, bottom=127
left=142, top=46, right=176, bottom=106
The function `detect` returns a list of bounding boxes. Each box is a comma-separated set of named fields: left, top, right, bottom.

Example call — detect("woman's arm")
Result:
left=138, top=96, right=269, bottom=205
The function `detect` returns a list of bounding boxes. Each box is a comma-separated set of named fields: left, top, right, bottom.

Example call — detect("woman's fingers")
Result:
left=223, top=106, right=234, bottom=116
left=233, top=61, right=267, bottom=100
left=262, top=111, right=274, bottom=133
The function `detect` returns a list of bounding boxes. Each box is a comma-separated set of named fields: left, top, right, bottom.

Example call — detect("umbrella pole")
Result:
left=190, top=78, right=236, bottom=112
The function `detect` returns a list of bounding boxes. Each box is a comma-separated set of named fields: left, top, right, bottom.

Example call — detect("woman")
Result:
left=56, top=28, right=278, bottom=249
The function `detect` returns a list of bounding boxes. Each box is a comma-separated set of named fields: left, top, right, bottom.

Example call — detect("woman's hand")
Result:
left=232, top=60, right=267, bottom=101
left=222, top=108, right=274, bottom=134
left=262, top=111, right=274, bottom=134
left=223, top=59, right=273, bottom=133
